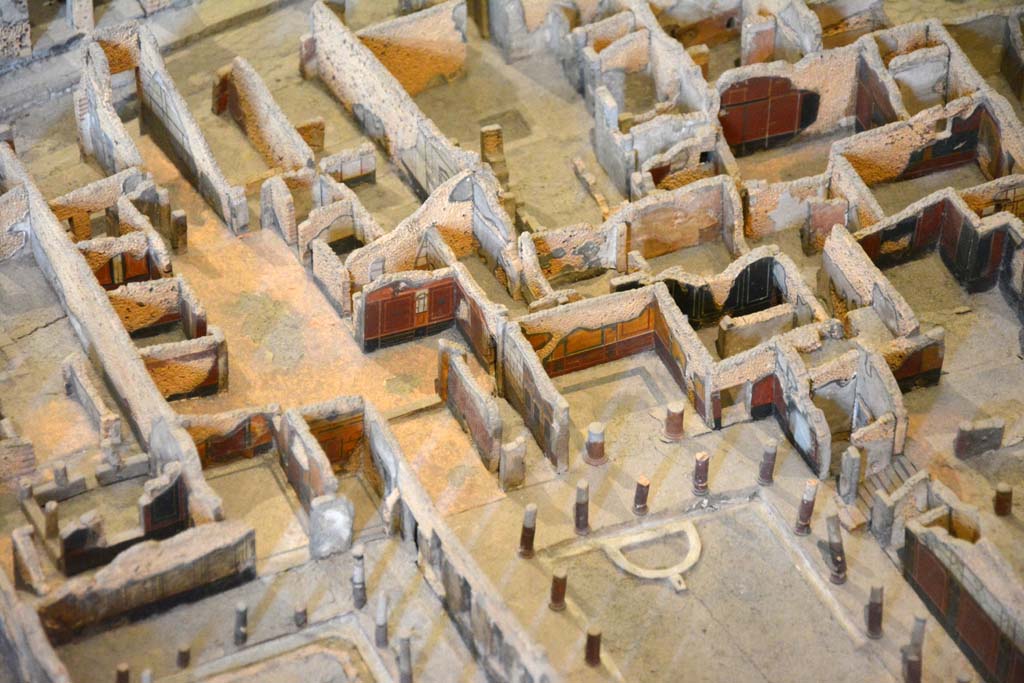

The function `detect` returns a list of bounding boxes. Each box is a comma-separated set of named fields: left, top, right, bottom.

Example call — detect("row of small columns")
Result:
left=518, top=429, right=982, bottom=677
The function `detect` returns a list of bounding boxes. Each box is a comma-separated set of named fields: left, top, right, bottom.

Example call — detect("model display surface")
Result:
left=0, top=0, right=1023, bottom=681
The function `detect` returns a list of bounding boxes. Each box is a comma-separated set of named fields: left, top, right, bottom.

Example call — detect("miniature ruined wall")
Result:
left=829, top=152, right=884, bottom=231
left=839, top=96, right=1014, bottom=188
left=997, top=225, right=1024, bottom=328
left=106, top=276, right=205, bottom=336
left=38, top=520, right=256, bottom=643
left=0, top=0, right=31, bottom=59
left=647, top=0, right=741, bottom=47
left=75, top=43, right=144, bottom=175
left=772, top=341, right=832, bottom=475
left=310, top=1, right=478, bottom=196
left=438, top=341, right=502, bottom=470
left=76, top=230, right=166, bottom=289
left=717, top=303, right=797, bottom=357
left=499, top=319, right=570, bottom=471
left=63, top=354, right=122, bottom=446
left=849, top=347, right=907, bottom=466
left=277, top=408, right=340, bottom=511
left=588, top=28, right=651, bottom=112
left=656, top=246, right=825, bottom=328
left=50, top=168, right=147, bottom=239
left=344, top=170, right=517, bottom=294
left=107, top=26, right=249, bottom=232
left=717, top=45, right=860, bottom=155
left=355, top=268, right=460, bottom=351
left=904, top=521, right=1024, bottom=683
left=452, top=260, right=504, bottom=369
left=139, top=326, right=227, bottom=400
left=821, top=225, right=919, bottom=336
left=604, top=175, right=746, bottom=260
left=311, top=237, right=351, bottom=316
left=319, top=142, right=377, bottom=186
left=182, top=406, right=277, bottom=468
left=854, top=48, right=902, bottom=132
left=0, top=182, right=30, bottom=259
left=518, top=287, right=687, bottom=398
left=854, top=191, right=1013, bottom=293
left=212, top=56, right=316, bottom=173
left=561, top=11, right=636, bottom=91
left=1000, top=15, right=1024, bottom=102
left=592, top=85, right=716, bottom=195
left=0, top=573, right=71, bottom=683
left=356, top=0, right=467, bottom=97
left=0, top=144, right=175, bottom=450
left=372, top=403, right=560, bottom=681
left=295, top=398, right=383, bottom=505
left=528, top=223, right=609, bottom=286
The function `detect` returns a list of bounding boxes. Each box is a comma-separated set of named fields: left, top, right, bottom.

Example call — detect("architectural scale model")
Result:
left=0, top=0, right=1023, bottom=680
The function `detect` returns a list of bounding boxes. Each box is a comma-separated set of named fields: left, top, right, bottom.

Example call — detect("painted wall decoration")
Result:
left=904, top=528, right=1024, bottom=683
left=854, top=55, right=899, bottom=133
left=718, top=76, right=820, bottom=156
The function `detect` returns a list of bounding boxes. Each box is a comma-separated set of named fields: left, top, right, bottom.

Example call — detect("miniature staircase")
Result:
left=854, top=455, right=920, bottom=520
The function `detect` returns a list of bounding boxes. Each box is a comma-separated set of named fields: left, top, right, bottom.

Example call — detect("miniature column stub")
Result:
left=519, top=503, right=537, bottom=558
left=692, top=452, right=709, bottom=496
left=757, top=439, right=777, bottom=486
left=234, top=601, right=247, bottom=646
left=550, top=567, right=567, bottom=612
left=826, top=514, right=847, bottom=584
left=583, top=422, right=607, bottom=467
left=585, top=625, right=601, bottom=667
left=794, top=479, right=818, bottom=536
left=352, top=544, right=367, bottom=609
left=633, top=476, right=650, bottom=516
left=375, top=594, right=388, bottom=647
left=398, top=632, right=413, bottom=683
left=574, top=480, right=590, bottom=536
left=995, top=482, right=1012, bottom=516
left=176, top=644, right=190, bottom=669
left=865, top=586, right=884, bottom=639
left=663, top=401, right=685, bottom=441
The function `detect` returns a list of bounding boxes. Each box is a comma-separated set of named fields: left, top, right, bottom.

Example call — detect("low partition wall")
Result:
left=0, top=573, right=70, bottom=683
left=438, top=340, right=502, bottom=471
left=139, top=327, right=227, bottom=401
left=62, top=354, right=122, bottom=446
left=37, top=520, right=256, bottom=643
left=181, top=406, right=278, bottom=468
left=107, top=276, right=207, bottom=338
left=77, top=230, right=169, bottom=290
left=276, top=408, right=340, bottom=512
